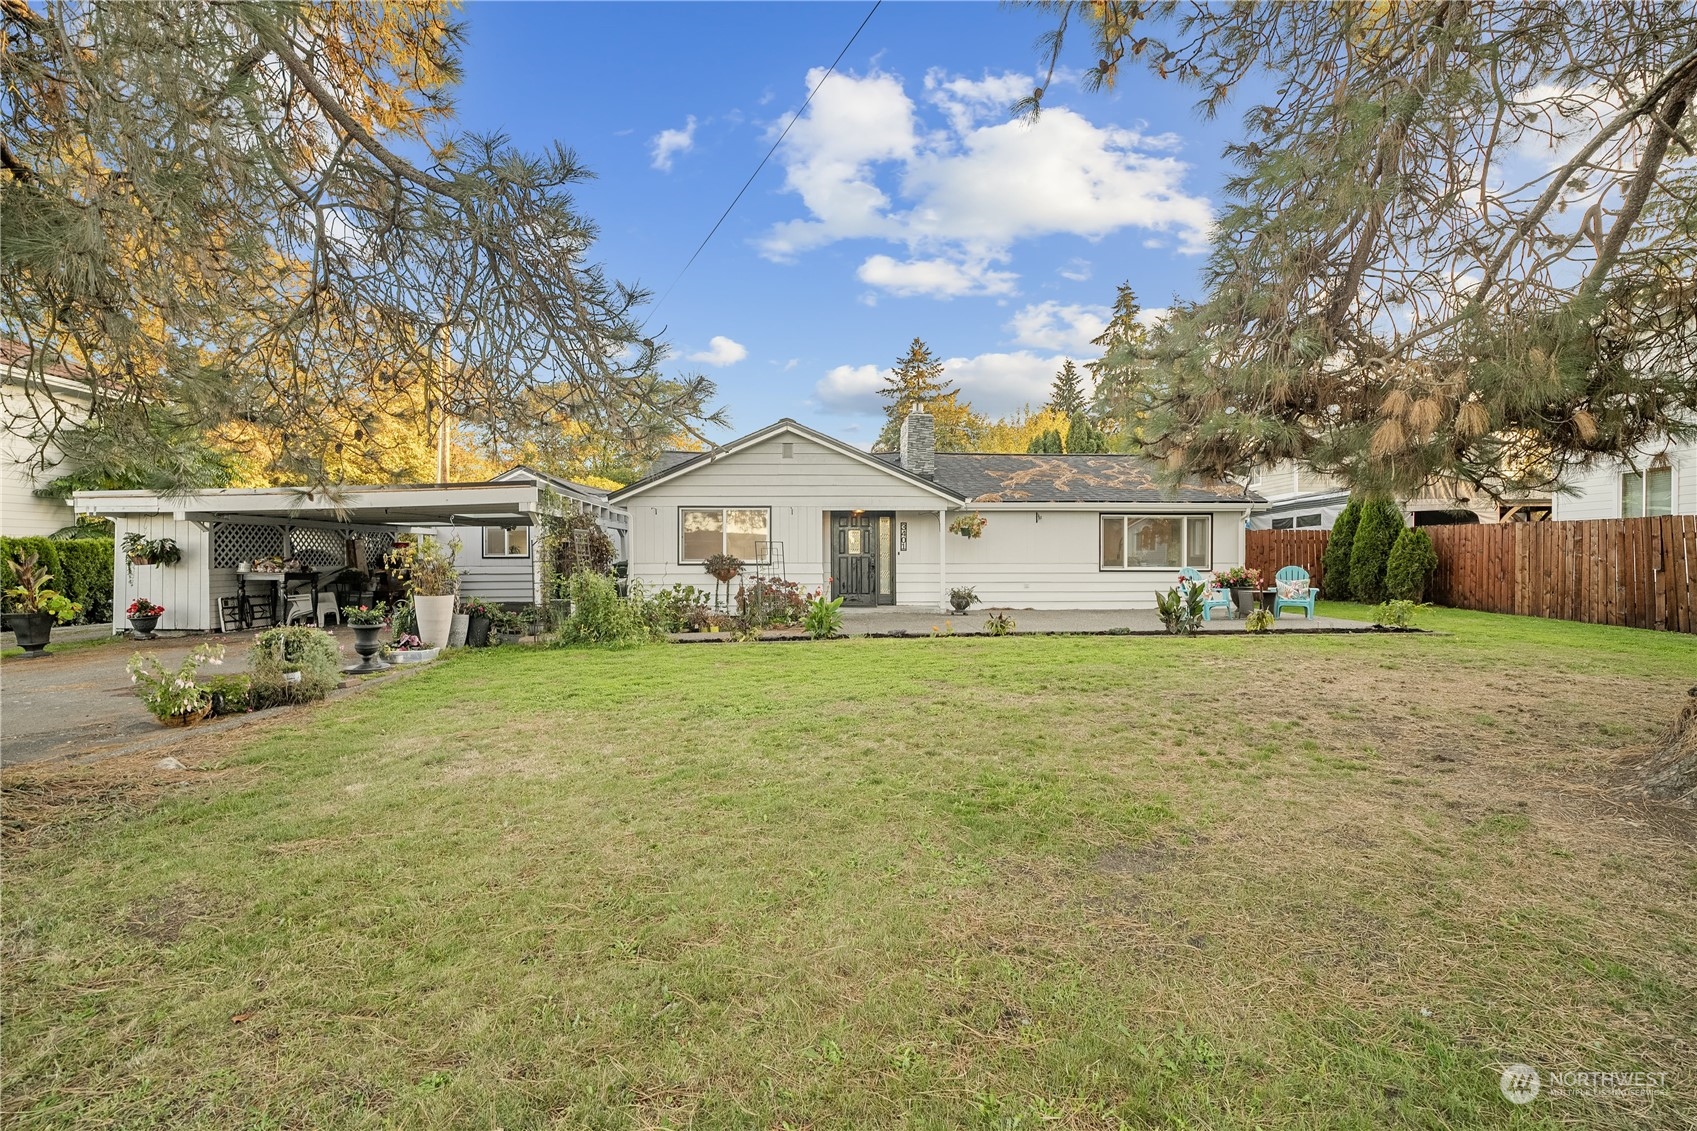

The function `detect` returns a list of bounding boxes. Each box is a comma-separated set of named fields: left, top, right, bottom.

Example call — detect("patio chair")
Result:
left=282, top=590, right=317, bottom=626
left=1272, top=565, right=1318, bottom=619
left=1179, top=567, right=1235, bottom=622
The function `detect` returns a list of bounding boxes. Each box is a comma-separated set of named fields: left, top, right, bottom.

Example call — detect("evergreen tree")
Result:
left=874, top=339, right=985, bottom=451
left=1086, top=284, right=1153, bottom=425
left=1065, top=415, right=1110, bottom=454
left=1349, top=501, right=1406, bottom=604
left=1385, top=527, right=1440, bottom=602
left=1321, top=498, right=1362, bottom=599
left=1027, top=429, right=1064, bottom=454
left=1047, top=360, right=1086, bottom=417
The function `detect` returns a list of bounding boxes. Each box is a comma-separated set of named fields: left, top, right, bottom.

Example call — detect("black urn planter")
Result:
left=344, top=624, right=391, bottom=674
left=466, top=614, right=493, bottom=648
left=8, top=612, right=56, bottom=658
left=128, top=614, right=161, bottom=640
left=949, top=596, right=972, bottom=612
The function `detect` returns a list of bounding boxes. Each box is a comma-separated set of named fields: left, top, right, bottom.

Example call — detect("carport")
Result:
left=73, top=481, right=541, bottom=633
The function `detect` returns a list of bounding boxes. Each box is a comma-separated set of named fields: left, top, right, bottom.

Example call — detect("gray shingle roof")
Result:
left=876, top=452, right=1261, bottom=505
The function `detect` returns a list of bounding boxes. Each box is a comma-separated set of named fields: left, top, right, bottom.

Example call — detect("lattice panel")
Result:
left=355, top=530, right=395, bottom=567
left=288, top=527, right=345, bottom=570
left=213, top=523, right=285, bottom=568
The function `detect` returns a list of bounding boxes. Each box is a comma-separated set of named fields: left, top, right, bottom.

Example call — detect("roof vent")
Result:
left=899, top=410, right=936, bottom=478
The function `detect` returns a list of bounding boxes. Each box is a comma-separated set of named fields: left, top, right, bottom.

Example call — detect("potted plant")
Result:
left=126, top=597, right=164, bottom=640
left=120, top=532, right=182, bottom=582
left=4, top=552, right=83, bottom=658
left=1212, top=565, right=1265, bottom=616
left=948, top=585, right=978, bottom=613
left=342, top=602, right=391, bottom=674
left=461, top=596, right=500, bottom=648
left=395, top=535, right=460, bottom=651
left=127, top=643, right=224, bottom=726
left=703, top=553, right=744, bottom=584
left=948, top=512, right=987, bottom=538
left=383, top=632, right=439, bottom=664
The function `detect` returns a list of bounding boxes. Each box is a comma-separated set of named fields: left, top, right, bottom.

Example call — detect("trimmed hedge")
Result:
left=1386, top=527, right=1439, bottom=602
left=1, top=535, right=114, bottom=623
left=1321, top=498, right=1361, bottom=599
left=1349, top=501, right=1406, bottom=604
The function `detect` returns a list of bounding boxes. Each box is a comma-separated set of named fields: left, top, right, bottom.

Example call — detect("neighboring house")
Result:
left=1551, top=439, right=1694, bottom=521
left=1246, top=458, right=1551, bottom=529
left=609, top=413, right=1264, bottom=611
left=1, top=340, right=90, bottom=537
left=442, top=466, right=631, bottom=605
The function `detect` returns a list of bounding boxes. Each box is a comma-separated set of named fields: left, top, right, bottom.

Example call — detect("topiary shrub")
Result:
left=1349, top=501, right=1406, bottom=604
left=1320, top=499, right=1361, bottom=599
left=1385, top=527, right=1439, bottom=602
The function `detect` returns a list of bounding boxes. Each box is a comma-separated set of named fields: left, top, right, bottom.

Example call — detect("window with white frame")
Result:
left=1100, top=514, right=1212, bottom=569
left=1621, top=466, right=1673, bottom=517
left=679, top=507, right=770, bottom=563
left=482, top=526, right=531, bottom=557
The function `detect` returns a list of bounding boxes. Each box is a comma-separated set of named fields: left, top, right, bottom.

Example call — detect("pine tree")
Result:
left=1065, top=415, right=1109, bottom=454
left=1385, top=527, right=1439, bottom=602
left=1086, top=284, right=1153, bottom=425
left=1027, top=429, right=1064, bottom=454
left=874, top=339, right=985, bottom=451
left=1047, top=360, right=1086, bottom=417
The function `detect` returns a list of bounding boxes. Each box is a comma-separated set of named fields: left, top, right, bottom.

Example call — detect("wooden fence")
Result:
left=1246, top=515, right=1697, bottom=633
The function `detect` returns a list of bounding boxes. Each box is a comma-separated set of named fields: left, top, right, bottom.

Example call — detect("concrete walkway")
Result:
left=0, top=628, right=372, bottom=767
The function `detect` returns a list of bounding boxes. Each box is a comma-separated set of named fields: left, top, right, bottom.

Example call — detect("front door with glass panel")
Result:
left=831, top=512, right=893, bottom=607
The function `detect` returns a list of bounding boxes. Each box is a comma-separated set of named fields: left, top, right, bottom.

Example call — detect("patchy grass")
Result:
left=3, top=616, right=1694, bottom=1130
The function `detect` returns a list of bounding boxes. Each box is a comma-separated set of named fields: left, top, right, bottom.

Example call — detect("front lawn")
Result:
left=4, top=615, right=1693, bottom=1129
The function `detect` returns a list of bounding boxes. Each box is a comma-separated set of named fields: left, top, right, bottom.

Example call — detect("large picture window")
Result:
left=1100, top=514, right=1212, bottom=570
left=1622, top=466, right=1673, bottom=517
left=482, top=526, right=530, bottom=558
left=680, top=507, right=771, bottom=563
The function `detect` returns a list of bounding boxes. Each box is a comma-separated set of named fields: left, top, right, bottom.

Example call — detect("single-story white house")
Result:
left=1551, top=437, right=1694, bottom=520
left=72, top=470, right=629, bottom=632
left=609, top=413, right=1265, bottom=611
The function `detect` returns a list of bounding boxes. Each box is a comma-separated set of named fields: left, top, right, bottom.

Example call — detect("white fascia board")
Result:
left=969, top=499, right=1265, bottom=512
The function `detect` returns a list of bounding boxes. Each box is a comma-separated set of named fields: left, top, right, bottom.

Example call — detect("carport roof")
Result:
left=72, top=479, right=542, bottom=527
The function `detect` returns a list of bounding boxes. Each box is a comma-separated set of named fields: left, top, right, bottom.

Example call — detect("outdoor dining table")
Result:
left=235, top=570, right=323, bottom=628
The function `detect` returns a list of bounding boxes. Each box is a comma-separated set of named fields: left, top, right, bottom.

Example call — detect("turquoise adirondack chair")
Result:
left=1273, top=565, right=1318, bottom=619
left=1179, top=567, right=1234, bottom=622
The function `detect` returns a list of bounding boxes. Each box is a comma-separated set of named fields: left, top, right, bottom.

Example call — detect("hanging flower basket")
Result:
left=703, top=553, right=744, bottom=583
left=948, top=512, right=987, bottom=539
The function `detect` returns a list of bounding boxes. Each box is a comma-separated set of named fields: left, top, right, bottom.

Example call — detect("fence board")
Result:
left=1246, top=516, right=1695, bottom=632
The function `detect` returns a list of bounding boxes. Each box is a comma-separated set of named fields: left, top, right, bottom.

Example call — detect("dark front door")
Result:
left=831, top=512, right=880, bottom=607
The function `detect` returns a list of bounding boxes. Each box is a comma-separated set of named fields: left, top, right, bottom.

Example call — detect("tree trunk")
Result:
left=1627, top=687, right=1697, bottom=802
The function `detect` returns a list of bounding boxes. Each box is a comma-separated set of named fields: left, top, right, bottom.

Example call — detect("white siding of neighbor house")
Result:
left=1551, top=440, right=1696, bottom=521
left=112, top=516, right=211, bottom=632
left=624, top=432, right=1253, bottom=610
left=2, top=385, right=79, bottom=537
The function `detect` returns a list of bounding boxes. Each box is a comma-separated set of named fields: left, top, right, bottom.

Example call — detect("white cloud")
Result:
left=814, top=363, right=885, bottom=414
left=650, top=116, right=698, bottom=172
left=1137, top=307, right=1170, bottom=329
left=813, top=349, right=1089, bottom=419
left=857, top=255, right=1017, bottom=298
left=687, top=335, right=748, bottom=367
left=1006, top=301, right=1108, bottom=354
left=761, top=67, right=1213, bottom=294
left=1059, top=258, right=1092, bottom=282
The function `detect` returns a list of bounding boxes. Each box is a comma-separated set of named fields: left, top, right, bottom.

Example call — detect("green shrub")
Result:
left=1385, top=527, right=1439, bottom=602
left=203, top=673, right=253, bottom=716
left=1348, top=501, right=1405, bottom=604
left=1320, top=499, right=1361, bottom=599
left=646, top=583, right=712, bottom=633
left=557, top=570, right=651, bottom=647
left=1372, top=599, right=1424, bottom=629
left=248, top=626, right=341, bottom=707
left=803, top=592, right=844, bottom=639
left=52, top=538, right=114, bottom=623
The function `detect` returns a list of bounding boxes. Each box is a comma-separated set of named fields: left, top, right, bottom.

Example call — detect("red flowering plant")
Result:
left=343, top=602, right=389, bottom=626
left=127, top=597, right=164, bottom=617
left=1212, top=565, right=1264, bottom=590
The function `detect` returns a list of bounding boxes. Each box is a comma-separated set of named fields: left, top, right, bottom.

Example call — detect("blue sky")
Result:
left=451, top=2, right=1245, bottom=446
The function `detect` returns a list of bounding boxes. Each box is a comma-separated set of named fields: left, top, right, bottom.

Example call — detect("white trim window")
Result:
left=1100, top=514, right=1212, bottom=570
left=679, top=507, right=771, bottom=564
left=482, top=526, right=531, bottom=558
left=1271, top=514, right=1323, bottom=530
left=1621, top=466, right=1673, bottom=517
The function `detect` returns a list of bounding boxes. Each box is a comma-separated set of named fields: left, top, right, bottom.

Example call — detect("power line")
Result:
left=647, top=0, right=881, bottom=321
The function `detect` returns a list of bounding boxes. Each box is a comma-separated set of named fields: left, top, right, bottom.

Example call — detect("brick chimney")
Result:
left=899, top=409, right=936, bottom=478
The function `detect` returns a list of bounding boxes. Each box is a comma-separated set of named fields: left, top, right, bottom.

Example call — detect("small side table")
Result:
left=1254, top=588, right=1278, bottom=614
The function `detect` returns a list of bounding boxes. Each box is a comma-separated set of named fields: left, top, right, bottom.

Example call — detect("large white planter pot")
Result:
left=413, top=595, right=455, bottom=651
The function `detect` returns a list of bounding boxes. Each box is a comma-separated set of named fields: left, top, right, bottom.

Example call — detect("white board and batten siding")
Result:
left=443, top=526, right=540, bottom=605
left=1, top=384, right=79, bottom=537
left=625, top=431, right=1253, bottom=610
left=111, top=516, right=211, bottom=632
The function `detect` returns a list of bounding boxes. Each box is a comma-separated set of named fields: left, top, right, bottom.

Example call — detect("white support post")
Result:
left=937, top=508, right=948, bottom=612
